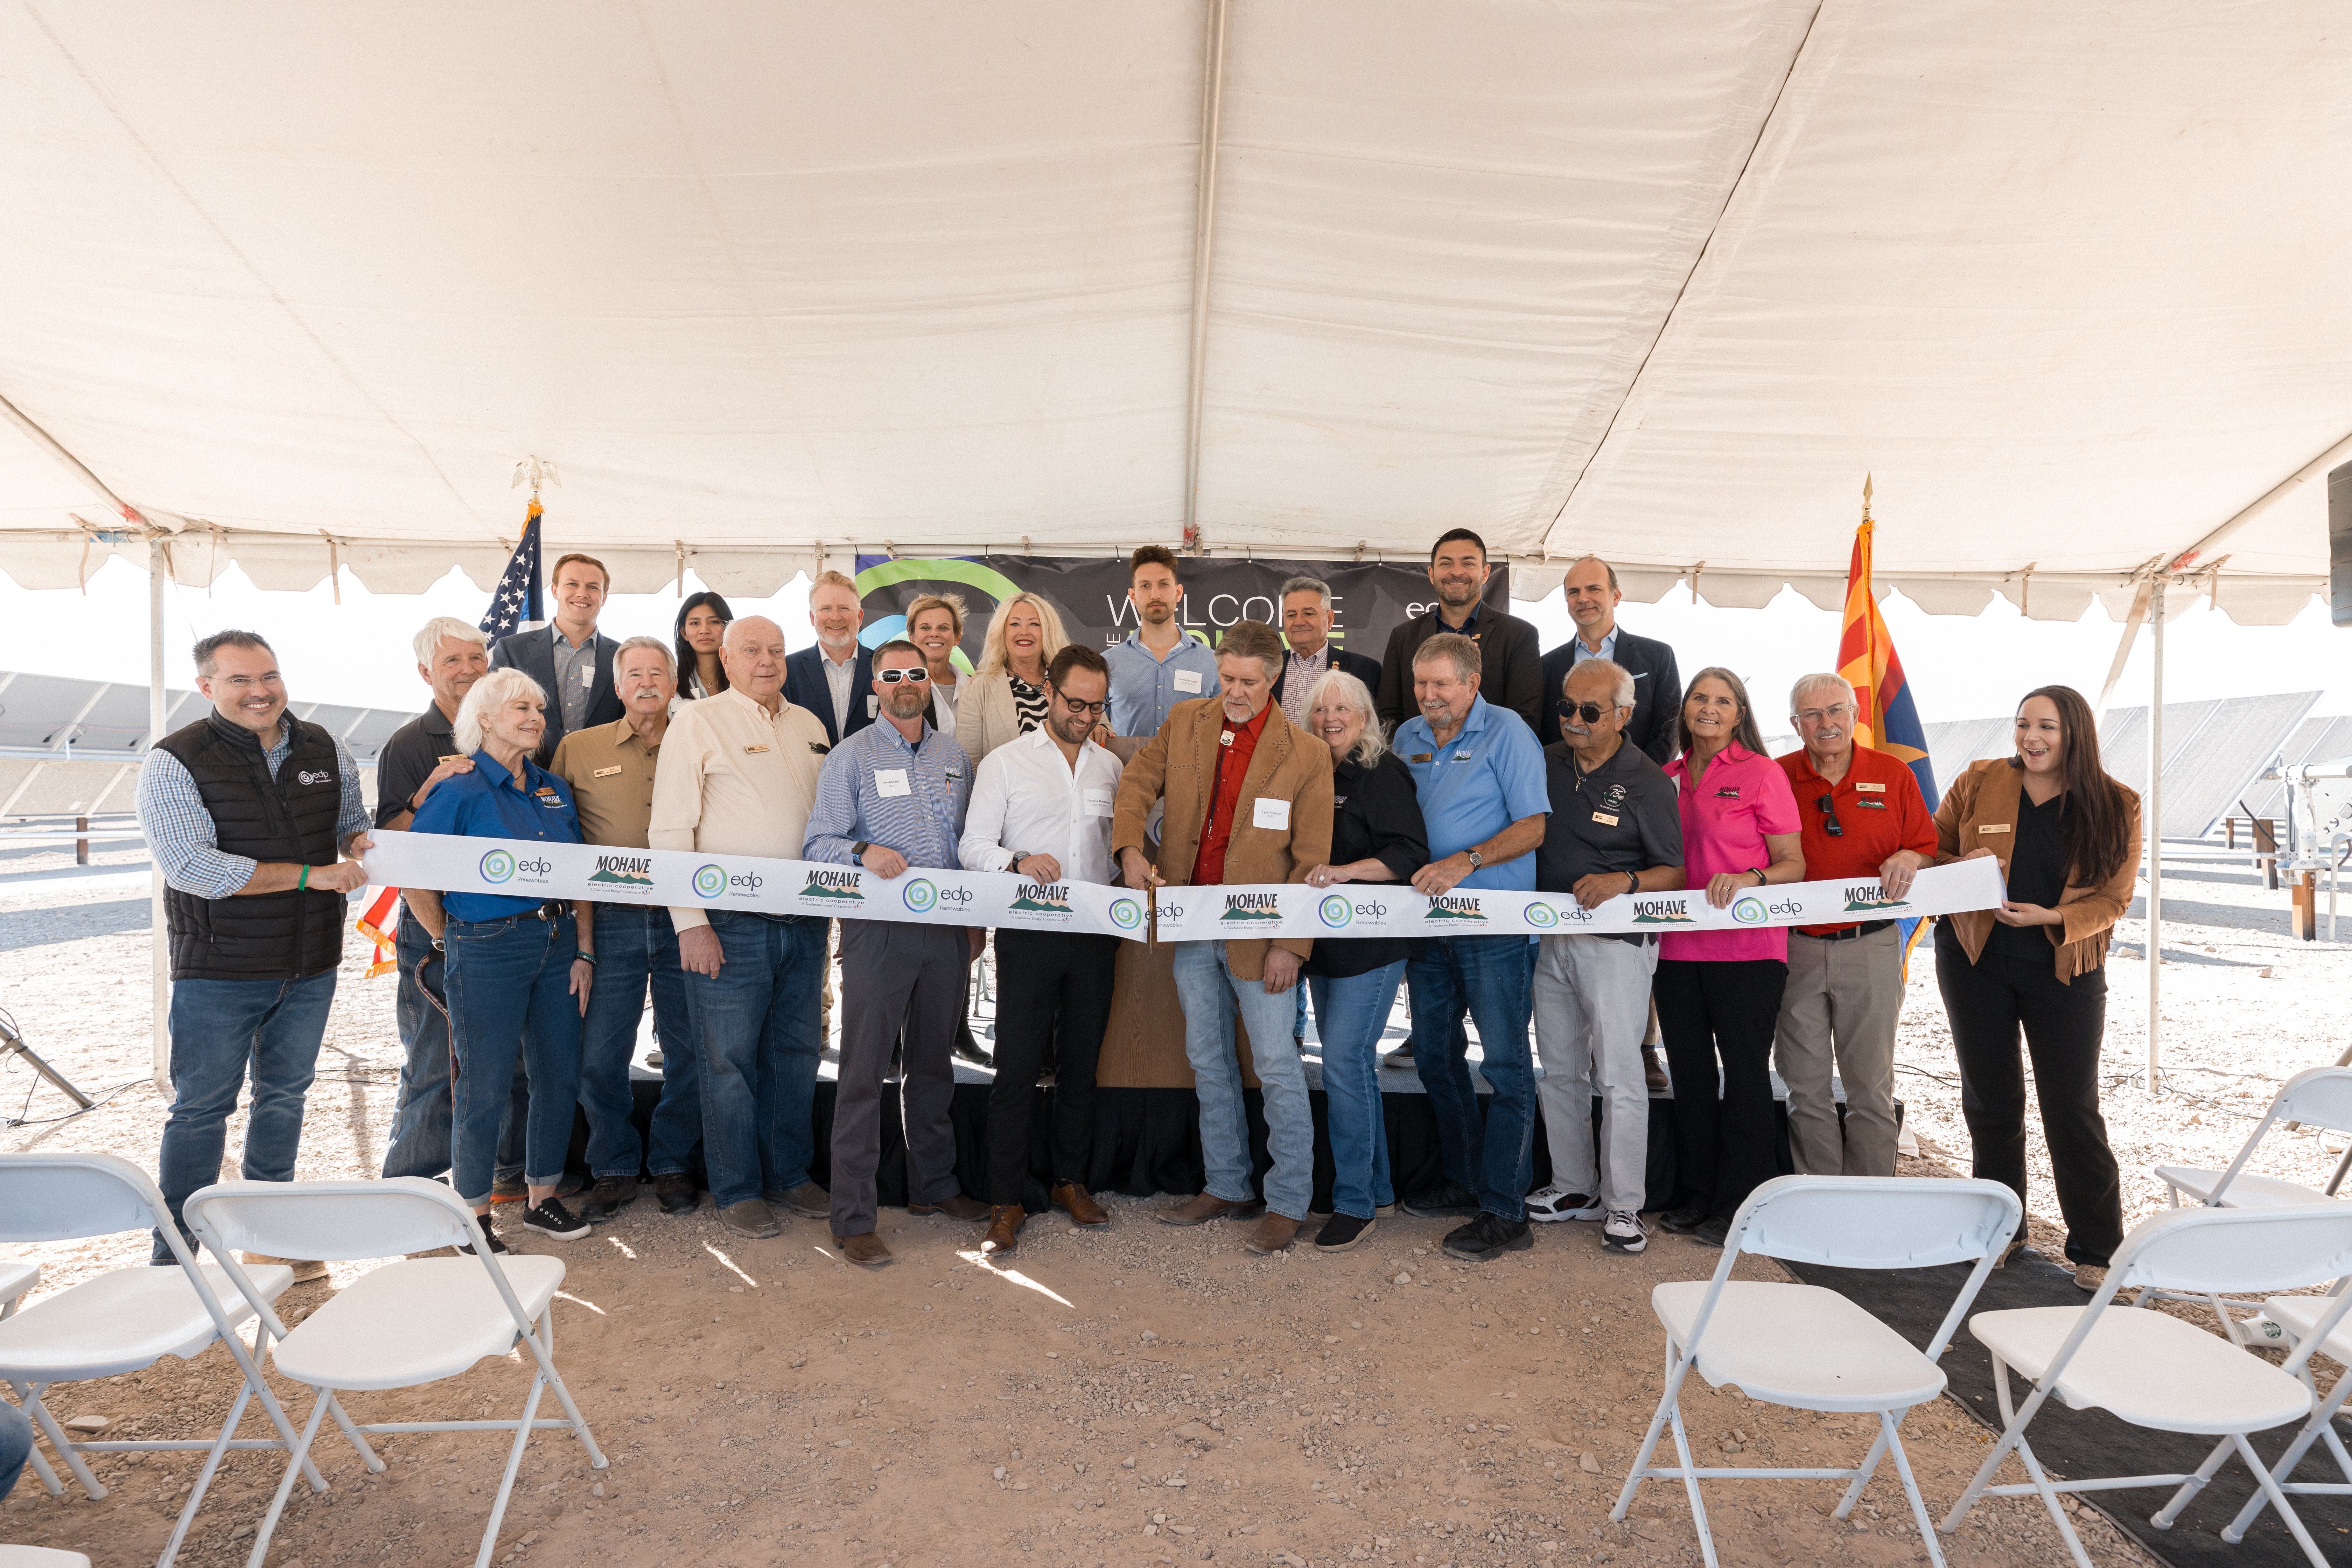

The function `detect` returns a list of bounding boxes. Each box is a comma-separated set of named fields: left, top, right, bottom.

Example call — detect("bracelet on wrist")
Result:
left=297, top=863, right=310, bottom=891
left=575, top=950, right=596, bottom=965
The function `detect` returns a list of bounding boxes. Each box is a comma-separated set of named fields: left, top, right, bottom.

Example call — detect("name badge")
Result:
left=592, top=766, right=623, bottom=779
left=1592, top=812, right=1619, bottom=827
left=1409, top=752, right=1433, bottom=764
left=1084, top=788, right=1115, bottom=817
left=1977, top=823, right=2011, bottom=834
left=1173, top=670, right=1203, bottom=694
left=875, top=768, right=912, bottom=798
left=744, top=743, right=771, bottom=754
left=1855, top=781, right=1887, bottom=793
left=581, top=665, right=596, bottom=687
left=1253, top=797, right=1291, bottom=830
left=437, top=753, right=467, bottom=765
left=534, top=786, right=557, bottom=796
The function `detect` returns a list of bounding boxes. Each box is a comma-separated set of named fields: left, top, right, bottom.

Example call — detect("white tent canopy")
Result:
left=1, top=1, right=2346, bottom=621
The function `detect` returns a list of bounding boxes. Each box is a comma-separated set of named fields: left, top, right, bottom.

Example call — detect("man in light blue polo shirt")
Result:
left=1104, top=544, right=1222, bottom=743
left=1392, top=632, right=1550, bottom=1261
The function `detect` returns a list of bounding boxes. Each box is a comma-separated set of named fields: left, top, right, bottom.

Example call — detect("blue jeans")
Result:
left=579, top=903, right=699, bottom=1178
left=1310, top=962, right=1402, bottom=1220
left=0, top=1373, right=35, bottom=1502
left=1405, top=934, right=1537, bottom=1221
left=382, top=912, right=529, bottom=1183
left=1172, top=941, right=1314, bottom=1221
left=684, top=911, right=825, bottom=1210
left=151, top=969, right=336, bottom=1262
left=444, top=911, right=584, bottom=1207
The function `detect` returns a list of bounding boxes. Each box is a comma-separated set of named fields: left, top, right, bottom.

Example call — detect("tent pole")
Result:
left=149, top=541, right=171, bottom=1090
left=1180, top=0, right=1230, bottom=552
left=2145, top=575, right=2165, bottom=1092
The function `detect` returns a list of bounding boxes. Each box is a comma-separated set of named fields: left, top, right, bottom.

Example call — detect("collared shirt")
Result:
left=1662, top=741, right=1801, bottom=962
left=1568, top=626, right=1618, bottom=668
left=1105, top=630, right=1223, bottom=739
left=804, top=718, right=971, bottom=875
left=551, top=718, right=665, bottom=849
left=407, top=749, right=583, bottom=922
left=1536, top=738, right=1682, bottom=945
left=647, top=685, right=832, bottom=930
left=1392, top=695, right=1548, bottom=892
left=373, top=701, right=460, bottom=829
left=1190, top=703, right=1271, bottom=887
left=959, top=726, right=1124, bottom=884
left=819, top=643, right=859, bottom=741
left=1279, top=645, right=1330, bottom=730
left=1777, top=744, right=1937, bottom=935
left=138, top=718, right=370, bottom=900
left=550, top=626, right=600, bottom=736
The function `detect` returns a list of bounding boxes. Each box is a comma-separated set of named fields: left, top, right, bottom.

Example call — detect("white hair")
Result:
left=614, top=635, right=675, bottom=678
left=412, top=616, right=488, bottom=667
left=1281, top=575, right=1332, bottom=609
left=1790, top=672, right=1856, bottom=714
left=1305, top=670, right=1387, bottom=765
left=1563, top=656, right=1636, bottom=709
left=453, top=667, right=546, bottom=755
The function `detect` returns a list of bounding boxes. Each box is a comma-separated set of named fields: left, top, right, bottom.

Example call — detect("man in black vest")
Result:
left=136, top=631, right=372, bottom=1268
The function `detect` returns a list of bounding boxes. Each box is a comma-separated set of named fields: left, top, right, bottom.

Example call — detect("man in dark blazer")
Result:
left=782, top=570, right=876, bottom=746
left=1373, top=529, right=1543, bottom=734
left=490, top=551, right=624, bottom=762
left=1535, top=555, right=1684, bottom=763
left=1270, top=575, right=1381, bottom=724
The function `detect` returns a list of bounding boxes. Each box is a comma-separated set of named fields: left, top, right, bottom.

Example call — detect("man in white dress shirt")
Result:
left=959, top=644, right=1125, bottom=1254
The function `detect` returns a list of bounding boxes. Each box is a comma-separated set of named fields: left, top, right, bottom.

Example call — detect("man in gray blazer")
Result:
left=489, top=551, right=624, bottom=762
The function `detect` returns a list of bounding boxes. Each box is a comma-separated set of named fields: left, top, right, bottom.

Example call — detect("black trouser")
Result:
left=1655, top=957, right=1787, bottom=1223
left=987, top=929, right=1119, bottom=1204
left=1934, top=924, right=2123, bottom=1266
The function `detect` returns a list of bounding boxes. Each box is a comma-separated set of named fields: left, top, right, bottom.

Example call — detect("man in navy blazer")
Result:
left=1536, top=555, right=1683, bottom=764
left=490, top=551, right=624, bottom=762
left=782, top=569, right=877, bottom=746
left=1269, top=575, right=1381, bottom=725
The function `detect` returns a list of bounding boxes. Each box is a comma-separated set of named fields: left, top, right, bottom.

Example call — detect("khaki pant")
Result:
left=1773, top=923, right=1904, bottom=1177
left=1532, top=933, right=1657, bottom=1215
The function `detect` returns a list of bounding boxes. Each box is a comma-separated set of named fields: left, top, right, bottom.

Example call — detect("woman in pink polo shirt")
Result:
left=1656, top=667, right=1805, bottom=1247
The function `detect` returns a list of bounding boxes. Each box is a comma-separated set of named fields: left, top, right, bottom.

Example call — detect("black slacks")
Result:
left=987, top=929, right=1119, bottom=1204
left=1934, top=923, right=2123, bottom=1266
left=1655, top=957, right=1787, bottom=1223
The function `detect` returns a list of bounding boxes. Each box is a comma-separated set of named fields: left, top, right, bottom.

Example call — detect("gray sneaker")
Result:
left=717, top=1199, right=780, bottom=1239
left=765, top=1182, right=831, bottom=1220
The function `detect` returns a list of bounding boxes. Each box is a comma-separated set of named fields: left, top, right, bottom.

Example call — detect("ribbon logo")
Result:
left=692, top=864, right=728, bottom=899
left=478, top=849, right=516, bottom=884
left=902, top=878, right=939, bottom=914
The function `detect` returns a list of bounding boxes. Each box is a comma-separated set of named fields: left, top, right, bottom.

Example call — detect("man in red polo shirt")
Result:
left=1773, top=673, right=1937, bottom=1177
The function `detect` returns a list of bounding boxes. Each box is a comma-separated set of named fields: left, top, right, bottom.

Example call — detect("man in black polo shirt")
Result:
left=1526, top=658, right=1683, bottom=1255
left=375, top=615, right=492, bottom=1182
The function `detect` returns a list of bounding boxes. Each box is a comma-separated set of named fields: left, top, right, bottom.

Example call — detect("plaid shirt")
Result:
left=137, top=719, right=369, bottom=899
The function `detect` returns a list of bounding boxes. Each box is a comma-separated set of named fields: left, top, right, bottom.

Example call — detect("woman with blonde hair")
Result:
left=954, top=590, right=1069, bottom=768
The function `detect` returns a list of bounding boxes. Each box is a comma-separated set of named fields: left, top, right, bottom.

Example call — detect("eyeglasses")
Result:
left=876, top=668, right=931, bottom=685
left=1556, top=699, right=1619, bottom=724
left=1054, top=692, right=1109, bottom=717
left=1815, top=793, right=1843, bottom=838
left=1794, top=703, right=1855, bottom=724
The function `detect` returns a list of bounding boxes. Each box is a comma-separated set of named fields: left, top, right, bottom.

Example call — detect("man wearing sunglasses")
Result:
left=959, top=644, right=1125, bottom=1255
left=1773, top=673, right=1937, bottom=1178
left=804, top=640, right=988, bottom=1266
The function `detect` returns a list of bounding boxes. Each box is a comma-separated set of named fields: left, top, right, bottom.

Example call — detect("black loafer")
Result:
left=1315, top=1213, right=1376, bottom=1253
left=1658, top=1205, right=1709, bottom=1234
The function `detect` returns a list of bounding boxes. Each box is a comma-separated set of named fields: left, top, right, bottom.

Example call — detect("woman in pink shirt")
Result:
left=1655, top=668, right=1804, bottom=1247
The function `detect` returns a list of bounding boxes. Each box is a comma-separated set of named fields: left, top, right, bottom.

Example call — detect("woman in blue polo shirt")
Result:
left=407, top=667, right=592, bottom=1250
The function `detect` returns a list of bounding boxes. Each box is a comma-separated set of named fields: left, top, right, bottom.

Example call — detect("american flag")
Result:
left=479, top=499, right=545, bottom=638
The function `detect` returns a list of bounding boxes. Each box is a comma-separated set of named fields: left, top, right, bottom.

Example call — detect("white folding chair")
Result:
left=2148, top=1066, right=2352, bottom=1341
left=0, top=1152, right=365, bottom=1568
left=184, top=1177, right=607, bottom=1568
left=1945, top=1203, right=2352, bottom=1568
left=1612, top=1174, right=2021, bottom=1568
left=0, top=1549, right=94, bottom=1566
left=0, top=1260, right=35, bottom=1319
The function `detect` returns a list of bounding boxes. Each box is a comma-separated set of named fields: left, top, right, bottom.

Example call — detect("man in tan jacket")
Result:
left=1114, top=620, right=1334, bottom=1254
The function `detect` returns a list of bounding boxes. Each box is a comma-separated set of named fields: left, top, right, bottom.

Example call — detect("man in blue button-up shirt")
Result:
left=804, top=640, right=984, bottom=1265
left=1104, top=545, right=1222, bottom=743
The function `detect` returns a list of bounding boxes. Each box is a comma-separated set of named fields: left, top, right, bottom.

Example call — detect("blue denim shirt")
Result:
left=1105, top=630, right=1223, bottom=740
left=803, top=718, right=971, bottom=873
left=407, top=750, right=583, bottom=921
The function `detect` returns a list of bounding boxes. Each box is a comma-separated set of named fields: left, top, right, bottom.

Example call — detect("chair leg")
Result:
left=224, top=1324, right=335, bottom=1494
left=2009, top=1434, right=2096, bottom=1568
left=245, top=1391, right=333, bottom=1568
left=156, top=1381, right=254, bottom=1568
left=517, top=1309, right=606, bottom=1469
left=317, top=1391, right=384, bottom=1474
left=1612, top=1338, right=1686, bottom=1522
left=2217, top=1365, right=2352, bottom=1541
left=476, top=1364, right=552, bottom=1568
left=7, top=1382, right=64, bottom=1497
left=1833, top=1415, right=1895, bottom=1520
left=1878, top=1415, right=1949, bottom=1568
left=2152, top=1434, right=2237, bottom=1530
left=1663, top=1398, right=1719, bottom=1568
left=20, top=1382, right=106, bottom=1499
left=2231, top=1432, right=2333, bottom=1567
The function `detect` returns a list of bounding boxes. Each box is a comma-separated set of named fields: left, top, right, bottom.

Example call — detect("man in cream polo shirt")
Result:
left=648, top=616, right=834, bottom=1241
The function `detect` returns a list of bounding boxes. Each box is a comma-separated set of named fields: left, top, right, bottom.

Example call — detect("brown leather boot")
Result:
left=909, top=1192, right=990, bottom=1221
left=982, top=1204, right=1026, bottom=1255
left=1051, top=1182, right=1108, bottom=1226
left=1158, top=1192, right=1262, bottom=1227
left=1246, top=1213, right=1300, bottom=1255
left=834, top=1232, right=894, bottom=1268
left=1643, top=1048, right=1669, bottom=1094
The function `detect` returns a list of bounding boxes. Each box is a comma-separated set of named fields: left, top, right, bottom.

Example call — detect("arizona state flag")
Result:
left=1837, top=519, right=1938, bottom=808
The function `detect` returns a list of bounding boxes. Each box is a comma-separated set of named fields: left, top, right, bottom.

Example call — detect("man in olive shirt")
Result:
left=551, top=636, right=701, bottom=1222
left=1528, top=659, right=1683, bottom=1256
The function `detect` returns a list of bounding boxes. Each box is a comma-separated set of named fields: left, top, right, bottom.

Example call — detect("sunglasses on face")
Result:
left=876, top=667, right=931, bottom=685
left=1815, top=793, right=1843, bottom=837
left=1556, top=699, right=1618, bottom=724
left=1055, top=692, right=1109, bottom=717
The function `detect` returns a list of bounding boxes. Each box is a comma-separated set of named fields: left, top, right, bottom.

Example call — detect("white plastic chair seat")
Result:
left=271, top=1256, right=564, bottom=1391
left=1972, top=1305, right=2311, bottom=1434
left=2260, top=1294, right=2352, bottom=1364
left=2155, top=1164, right=2334, bottom=1208
left=0, top=1264, right=290, bottom=1380
left=1653, top=1280, right=1947, bottom=1411
left=0, top=1547, right=96, bottom=1566
left=0, top=1260, right=36, bottom=1307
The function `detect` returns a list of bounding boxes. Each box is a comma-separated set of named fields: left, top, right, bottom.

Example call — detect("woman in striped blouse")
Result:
left=954, top=591, right=1070, bottom=769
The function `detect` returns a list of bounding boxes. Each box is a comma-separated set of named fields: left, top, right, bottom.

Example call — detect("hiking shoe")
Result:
left=458, top=1217, right=511, bottom=1256
left=2074, top=1264, right=2109, bottom=1293
left=1400, top=1180, right=1481, bottom=1219
left=1315, top=1213, right=1376, bottom=1253
left=1525, top=1184, right=1602, bottom=1224
left=1443, top=1212, right=1533, bottom=1261
left=766, top=1182, right=831, bottom=1220
left=1380, top=1043, right=1415, bottom=1070
left=520, top=1197, right=589, bottom=1240
left=578, top=1174, right=639, bottom=1222
left=717, top=1199, right=780, bottom=1240
left=654, top=1173, right=699, bottom=1213
left=910, top=1193, right=990, bottom=1221
left=1601, top=1210, right=1648, bottom=1255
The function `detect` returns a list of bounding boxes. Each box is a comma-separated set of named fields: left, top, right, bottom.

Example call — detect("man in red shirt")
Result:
left=1773, top=673, right=1938, bottom=1177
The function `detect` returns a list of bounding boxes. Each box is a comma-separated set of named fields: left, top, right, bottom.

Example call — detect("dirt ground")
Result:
left=5, top=836, right=2345, bottom=1568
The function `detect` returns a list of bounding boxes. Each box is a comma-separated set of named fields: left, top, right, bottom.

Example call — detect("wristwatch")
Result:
left=1009, top=851, right=1031, bottom=873
left=1750, top=866, right=1768, bottom=885
left=1625, top=870, right=1639, bottom=896
left=1466, top=848, right=1484, bottom=870
left=852, top=841, right=871, bottom=863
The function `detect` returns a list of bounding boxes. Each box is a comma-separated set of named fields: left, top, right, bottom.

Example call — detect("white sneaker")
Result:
left=1602, top=1210, right=1648, bottom=1254
left=1525, top=1184, right=1603, bottom=1223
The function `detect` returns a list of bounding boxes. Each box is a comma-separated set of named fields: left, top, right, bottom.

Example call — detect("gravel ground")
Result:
left=7, top=838, right=2344, bottom=1568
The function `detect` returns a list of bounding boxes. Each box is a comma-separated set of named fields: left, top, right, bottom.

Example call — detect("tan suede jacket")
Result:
left=1930, top=757, right=2140, bottom=984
